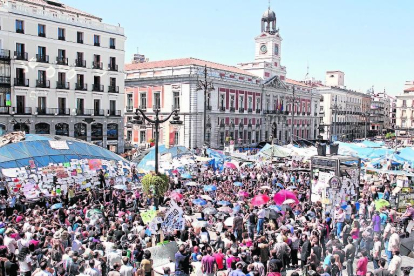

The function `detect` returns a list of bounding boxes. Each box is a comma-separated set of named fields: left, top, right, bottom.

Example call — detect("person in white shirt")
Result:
left=388, top=250, right=402, bottom=276
left=72, top=234, right=84, bottom=253
left=85, top=259, right=100, bottom=276
left=119, top=257, right=134, bottom=276
left=3, top=229, right=17, bottom=254
left=107, top=245, right=122, bottom=269
left=257, top=207, right=266, bottom=235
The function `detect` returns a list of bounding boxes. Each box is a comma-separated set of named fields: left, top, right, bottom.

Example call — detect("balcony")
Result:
left=56, top=57, right=68, bottom=65
left=126, top=106, right=134, bottom=112
left=58, top=35, right=65, bottom=41
left=230, top=107, right=235, bottom=112
left=0, top=107, right=10, bottom=114
left=75, top=83, right=87, bottom=91
left=256, top=109, right=261, bottom=114
left=110, top=45, right=116, bottom=49
left=239, top=107, right=245, bottom=112
left=94, top=109, right=105, bottom=116
left=76, top=109, right=93, bottom=116
left=77, top=39, right=83, bottom=44
left=92, top=61, right=103, bottom=70
left=37, top=108, right=69, bottom=115
left=36, top=80, right=50, bottom=88
left=108, top=63, right=118, bottom=71
left=14, top=78, right=29, bottom=87
left=14, top=51, right=28, bottom=61
left=15, top=107, right=31, bottom=115
left=38, top=32, right=46, bottom=38
left=247, top=108, right=253, bottom=113
left=219, top=106, right=225, bottom=112
left=56, top=81, right=70, bottom=90
left=36, top=54, right=49, bottom=63
left=75, top=59, right=86, bottom=68
left=108, top=110, right=121, bottom=116
left=0, top=50, right=10, bottom=61
left=92, top=84, right=104, bottom=92
left=16, top=28, right=24, bottom=34
left=0, top=77, right=11, bottom=85
left=206, top=106, right=212, bottom=110
left=108, top=85, right=119, bottom=93
left=219, top=123, right=225, bottom=127
left=94, top=42, right=100, bottom=47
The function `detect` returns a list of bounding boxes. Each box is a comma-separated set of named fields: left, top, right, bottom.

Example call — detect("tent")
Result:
left=137, top=145, right=190, bottom=172
left=257, top=144, right=291, bottom=158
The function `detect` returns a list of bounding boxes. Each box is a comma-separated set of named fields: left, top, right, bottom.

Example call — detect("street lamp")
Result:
left=132, top=106, right=182, bottom=174
left=196, top=65, right=215, bottom=147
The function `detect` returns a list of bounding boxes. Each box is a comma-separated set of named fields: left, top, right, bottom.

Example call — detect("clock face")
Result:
left=260, top=45, right=267, bottom=54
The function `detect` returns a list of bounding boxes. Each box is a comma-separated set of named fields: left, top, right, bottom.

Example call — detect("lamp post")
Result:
left=196, top=65, right=215, bottom=147
left=132, top=107, right=182, bottom=174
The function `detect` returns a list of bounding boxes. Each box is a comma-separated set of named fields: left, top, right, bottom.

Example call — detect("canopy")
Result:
left=137, top=145, right=190, bottom=172
left=0, top=134, right=128, bottom=169
left=257, top=144, right=291, bottom=158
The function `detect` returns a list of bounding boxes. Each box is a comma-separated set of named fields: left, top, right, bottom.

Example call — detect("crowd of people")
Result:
left=0, top=153, right=411, bottom=276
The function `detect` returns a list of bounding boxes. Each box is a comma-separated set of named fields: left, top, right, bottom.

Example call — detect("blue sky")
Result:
left=65, top=0, right=413, bottom=95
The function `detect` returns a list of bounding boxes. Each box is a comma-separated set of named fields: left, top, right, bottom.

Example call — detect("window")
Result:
left=173, top=91, right=180, bottom=109
left=77, top=98, right=84, bottom=113
left=37, top=46, right=47, bottom=62
left=15, top=43, right=26, bottom=60
left=110, top=38, right=116, bottom=49
left=154, top=92, right=161, bottom=109
left=126, top=130, right=132, bottom=142
left=94, top=35, right=100, bottom=46
left=127, top=94, right=133, bottom=109
left=109, top=100, right=116, bottom=115
left=38, top=70, right=46, bottom=83
left=139, top=131, right=146, bottom=143
left=38, top=97, right=46, bottom=113
left=77, top=32, right=83, bottom=43
left=38, top=24, right=45, bottom=37
left=16, top=96, right=25, bottom=114
left=403, top=100, right=407, bottom=107
left=57, top=72, right=66, bottom=87
left=140, top=93, right=147, bottom=109
left=58, top=98, right=66, bottom=114
left=174, top=132, right=179, bottom=145
left=77, top=74, right=84, bottom=86
left=220, top=94, right=225, bottom=108
left=58, top=28, right=65, bottom=40
left=94, top=99, right=100, bottom=114
left=230, top=95, right=235, bottom=108
left=248, top=97, right=252, bottom=109
left=266, top=98, right=270, bottom=110
left=239, top=96, right=244, bottom=108
left=16, top=20, right=24, bottom=33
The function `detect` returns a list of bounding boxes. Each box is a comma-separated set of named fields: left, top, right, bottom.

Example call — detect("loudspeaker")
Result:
left=317, top=143, right=326, bottom=156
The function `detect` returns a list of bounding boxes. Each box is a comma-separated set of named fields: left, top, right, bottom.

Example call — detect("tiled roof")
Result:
left=285, top=78, right=312, bottom=88
left=404, top=87, right=414, bottom=92
left=125, top=58, right=258, bottom=77
left=17, top=0, right=101, bottom=21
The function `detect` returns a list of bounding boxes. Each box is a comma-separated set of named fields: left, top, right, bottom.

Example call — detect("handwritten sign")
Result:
left=141, top=210, right=157, bottom=224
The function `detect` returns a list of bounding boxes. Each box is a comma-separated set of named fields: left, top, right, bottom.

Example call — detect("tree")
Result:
left=141, top=172, right=169, bottom=197
left=385, top=132, right=395, bottom=139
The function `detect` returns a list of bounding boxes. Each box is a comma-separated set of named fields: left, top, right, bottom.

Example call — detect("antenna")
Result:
left=268, top=0, right=271, bottom=10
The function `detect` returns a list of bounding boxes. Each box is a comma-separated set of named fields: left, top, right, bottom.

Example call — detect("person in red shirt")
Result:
left=213, top=248, right=225, bottom=271
left=356, top=250, right=368, bottom=276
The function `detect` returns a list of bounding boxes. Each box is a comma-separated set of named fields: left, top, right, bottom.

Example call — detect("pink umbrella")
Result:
left=251, top=194, right=270, bottom=206
left=170, top=191, right=183, bottom=201
left=238, top=191, right=249, bottom=197
left=172, top=169, right=179, bottom=175
left=224, top=162, right=237, bottom=169
left=273, top=190, right=299, bottom=205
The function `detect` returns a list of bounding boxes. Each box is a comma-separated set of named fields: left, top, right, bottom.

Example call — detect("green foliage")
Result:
left=385, top=132, right=395, bottom=139
left=141, top=172, right=169, bottom=197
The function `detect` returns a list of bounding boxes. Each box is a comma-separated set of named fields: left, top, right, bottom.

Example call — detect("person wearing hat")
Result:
left=400, top=203, right=414, bottom=233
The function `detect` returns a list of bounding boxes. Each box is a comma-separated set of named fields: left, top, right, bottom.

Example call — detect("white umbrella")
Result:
left=283, top=199, right=296, bottom=204
left=260, top=186, right=271, bottom=190
left=201, top=195, right=213, bottom=201
left=224, top=217, right=234, bottom=227
left=186, top=182, right=199, bottom=186
left=114, top=184, right=127, bottom=190
left=192, top=220, right=208, bottom=228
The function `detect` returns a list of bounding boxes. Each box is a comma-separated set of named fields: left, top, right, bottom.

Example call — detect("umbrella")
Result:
left=375, top=199, right=390, bottom=211
left=218, top=206, right=233, bottom=213
left=273, top=190, right=299, bottom=205
left=286, top=186, right=297, bottom=190
left=251, top=194, right=270, bottom=206
left=192, top=199, right=207, bottom=206
left=276, top=183, right=284, bottom=189
left=260, top=186, right=271, bottom=190
left=265, top=208, right=281, bottom=220
left=170, top=191, right=183, bottom=201
left=217, top=200, right=231, bottom=206
left=215, top=212, right=228, bottom=219
left=201, top=195, right=213, bottom=201
left=234, top=182, right=243, bottom=187
left=181, top=173, right=193, bottom=179
left=172, top=169, right=179, bottom=174
left=224, top=217, right=234, bottom=227
left=186, top=181, right=198, bottom=186
left=238, top=191, right=249, bottom=197
left=203, top=207, right=218, bottom=215
left=283, top=199, right=296, bottom=204
left=192, top=220, right=208, bottom=228
left=51, top=203, right=63, bottom=210
left=268, top=205, right=282, bottom=211
left=204, top=185, right=217, bottom=192
left=114, top=184, right=127, bottom=190
left=224, top=162, right=237, bottom=169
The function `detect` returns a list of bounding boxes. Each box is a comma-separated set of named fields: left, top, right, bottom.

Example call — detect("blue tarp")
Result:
left=0, top=134, right=128, bottom=169
left=360, top=140, right=384, bottom=148
left=137, top=145, right=190, bottom=172
left=206, top=149, right=230, bottom=171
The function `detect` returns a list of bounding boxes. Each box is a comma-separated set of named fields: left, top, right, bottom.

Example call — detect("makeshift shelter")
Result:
left=137, top=145, right=190, bottom=172
left=0, top=134, right=128, bottom=169
left=257, top=144, right=291, bottom=158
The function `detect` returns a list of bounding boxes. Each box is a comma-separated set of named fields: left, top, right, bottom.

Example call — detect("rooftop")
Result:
left=404, top=87, right=414, bottom=92
left=125, top=58, right=258, bottom=77
left=15, top=0, right=101, bottom=21
left=285, top=78, right=312, bottom=88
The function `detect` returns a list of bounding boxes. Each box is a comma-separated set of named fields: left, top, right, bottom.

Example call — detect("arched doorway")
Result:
left=74, top=123, right=87, bottom=140
left=13, top=123, right=29, bottom=133
left=35, top=123, right=50, bottom=134
left=91, top=123, right=103, bottom=141
left=55, top=123, right=69, bottom=136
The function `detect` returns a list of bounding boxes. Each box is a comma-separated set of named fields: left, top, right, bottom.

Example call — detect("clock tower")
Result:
left=238, top=6, right=287, bottom=80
